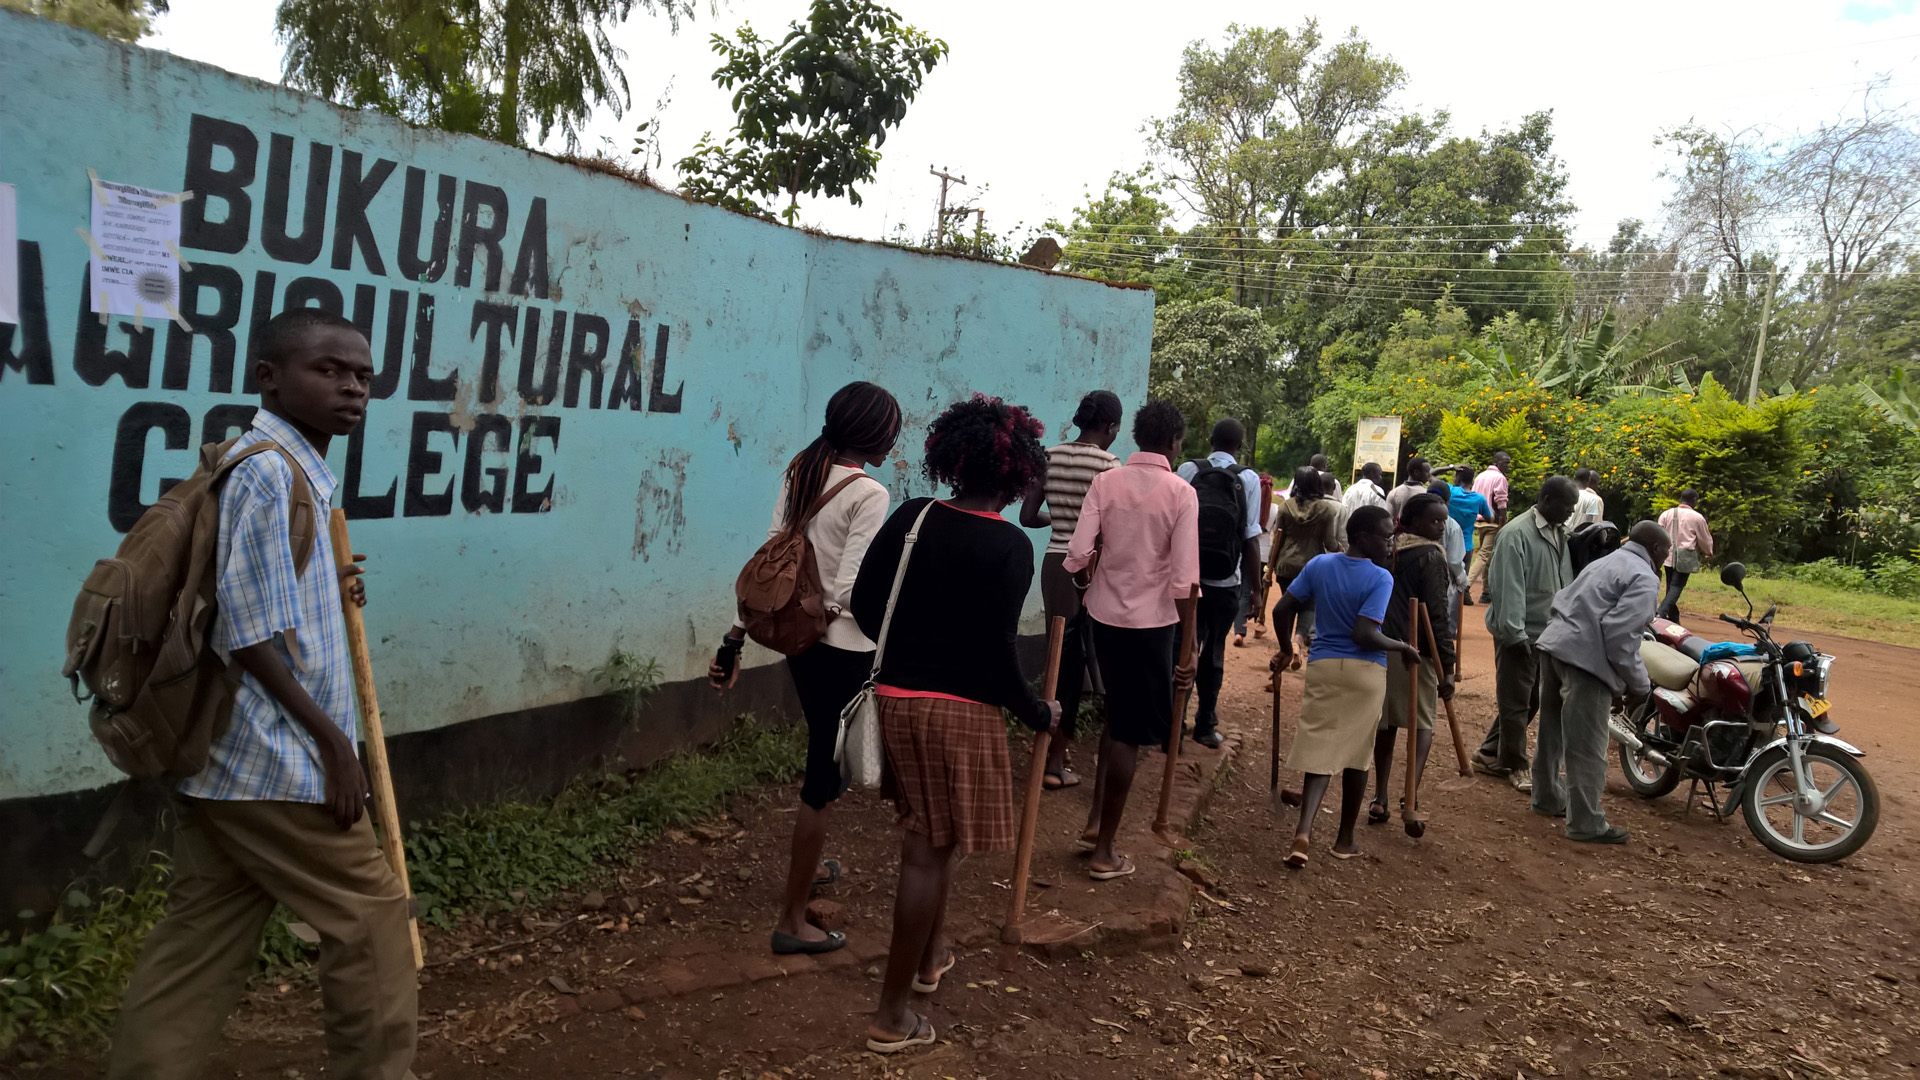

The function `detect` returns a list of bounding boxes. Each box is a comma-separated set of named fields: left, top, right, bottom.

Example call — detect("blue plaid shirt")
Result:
left=176, top=411, right=358, bottom=803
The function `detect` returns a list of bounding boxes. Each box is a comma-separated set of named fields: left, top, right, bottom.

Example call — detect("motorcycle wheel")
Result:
left=1740, top=742, right=1879, bottom=864
left=1616, top=702, right=1682, bottom=798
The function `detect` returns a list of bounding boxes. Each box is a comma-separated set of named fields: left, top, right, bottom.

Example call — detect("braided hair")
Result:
left=783, top=381, right=902, bottom=530
left=1071, top=390, right=1123, bottom=434
left=923, top=394, right=1048, bottom=504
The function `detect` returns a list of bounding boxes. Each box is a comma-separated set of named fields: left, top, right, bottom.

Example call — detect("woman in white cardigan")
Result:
left=710, top=381, right=901, bottom=955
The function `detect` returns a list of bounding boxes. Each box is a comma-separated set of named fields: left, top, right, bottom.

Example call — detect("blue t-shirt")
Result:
left=1447, top=485, right=1494, bottom=551
left=1287, top=552, right=1395, bottom=666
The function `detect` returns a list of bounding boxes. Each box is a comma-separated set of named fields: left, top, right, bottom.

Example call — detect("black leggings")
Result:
left=786, top=642, right=874, bottom=810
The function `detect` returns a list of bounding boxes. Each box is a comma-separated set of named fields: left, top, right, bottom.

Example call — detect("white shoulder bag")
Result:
left=836, top=501, right=934, bottom=789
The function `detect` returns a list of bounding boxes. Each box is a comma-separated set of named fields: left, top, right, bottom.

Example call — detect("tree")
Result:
left=1150, top=21, right=1405, bottom=303
left=1047, top=168, right=1213, bottom=300
left=1658, top=124, right=1771, bottom=287
left=276, top=0, right=699, bottom=148
left=675, top=0, right=945, bottom=223
left=2, top=0, right=163, bottom=41
left=1149, top=298, right=1280, bottom=459
left=1773, top=91, right=1920, bottom=385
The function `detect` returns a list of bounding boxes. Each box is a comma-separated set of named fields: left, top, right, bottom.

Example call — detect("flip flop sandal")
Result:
left=811, top=859, right=842, bottom=890
left=1284, top=838, right=1311, bottom=869
left=1367, top=801, right=1390, bottom=825
left=1089, top=856, right=1136, bottom=881
left=1043, top=769, right=1082, bottom=790
left=910, top=951, right=958, bottom=993
left=771, top=929, right=848, bottom=955
left=1074, top=835, right=1098, bottom=853
left=866, top=1014, right=937, bottom=1055
left=1330, top=848, right=1363, bottom=861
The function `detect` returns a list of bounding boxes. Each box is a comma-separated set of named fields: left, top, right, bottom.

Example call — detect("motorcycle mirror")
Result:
left=1719, top=562, right=1747, bottom=593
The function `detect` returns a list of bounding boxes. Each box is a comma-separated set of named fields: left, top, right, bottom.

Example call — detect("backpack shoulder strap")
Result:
left=792, top=474, right=866, bottom=535
left=207, top=438, right=319, bottom=574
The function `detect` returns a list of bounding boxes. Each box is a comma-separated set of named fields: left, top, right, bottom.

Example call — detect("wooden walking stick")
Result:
left=1421, top=601, right=1471, bottom=777
left=1153, top=586, right=1202, bottom=843
left=1002, top=616, right=1067, bottom=953
left=1269, top=665, right=1284, bottom=792
left=329, top=510, right=424, bottom=969
left=1402, top=598, right=1427, bottom=839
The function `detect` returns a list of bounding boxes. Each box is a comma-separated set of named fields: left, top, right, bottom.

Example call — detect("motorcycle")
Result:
left=1609, top=562, right=1879, bottom=864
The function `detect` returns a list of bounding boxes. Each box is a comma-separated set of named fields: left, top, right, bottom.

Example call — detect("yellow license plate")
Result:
left=1804, top=696, right=1831, bottom=719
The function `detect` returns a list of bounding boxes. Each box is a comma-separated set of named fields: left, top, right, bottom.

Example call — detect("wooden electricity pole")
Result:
left=930, top=165, right=967, bottom=246
left=1747, top=268, right=1779, bottom=404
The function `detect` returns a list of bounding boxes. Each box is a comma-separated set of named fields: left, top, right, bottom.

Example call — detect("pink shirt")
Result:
left=1658, top=505, right=1714, bottom=567
left=1063, top=452, right=1201, bottom=629
left=1473, top=467, right=1510, bottom=512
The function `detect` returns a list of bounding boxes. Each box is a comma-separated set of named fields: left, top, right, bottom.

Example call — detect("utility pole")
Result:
left=930, top=165, right=967, bottom=246
left=1747, top=267, right=1778, bottom=404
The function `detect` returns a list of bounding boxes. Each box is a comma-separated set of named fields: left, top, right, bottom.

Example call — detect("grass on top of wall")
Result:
left=0, top=715, right=804, bottom=1062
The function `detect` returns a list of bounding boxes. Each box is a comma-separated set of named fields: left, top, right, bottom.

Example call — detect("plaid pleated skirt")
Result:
left=879, top=695, right=1016, bottom=855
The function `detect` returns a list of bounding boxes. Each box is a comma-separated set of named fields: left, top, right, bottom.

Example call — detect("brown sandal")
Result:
left=1284, top=838, right=1311, bottom=869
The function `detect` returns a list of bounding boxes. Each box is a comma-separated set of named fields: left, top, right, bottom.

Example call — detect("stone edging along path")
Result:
left=549, top=733, right=1243, bottom=1017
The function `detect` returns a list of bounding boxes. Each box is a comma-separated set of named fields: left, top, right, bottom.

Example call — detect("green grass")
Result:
left=0, top=715, right=804, bottom=1060
left=1677, top=572, right=1920, bottom=650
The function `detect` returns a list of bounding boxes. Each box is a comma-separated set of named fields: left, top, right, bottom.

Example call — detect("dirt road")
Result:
left=28, top=604, right=1920, bottom=1079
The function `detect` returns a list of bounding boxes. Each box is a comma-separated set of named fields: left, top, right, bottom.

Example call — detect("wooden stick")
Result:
left=1402, top=598, right=1425, bottom=837
left=1153, top=586, right=1202, bottom=836
left=1420, top=600, right=1471, bottom=777
left=328, top=510, right=423, bottom=969
left=1003, top=616, right=1067, bottom=946
left=1269, top=666, right=1284, bottom=792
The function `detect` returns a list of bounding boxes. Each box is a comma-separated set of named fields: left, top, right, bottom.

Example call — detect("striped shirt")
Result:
left=177, top=411, right=357, bottom=804
left=1042, top=442, right=1120, bottom=554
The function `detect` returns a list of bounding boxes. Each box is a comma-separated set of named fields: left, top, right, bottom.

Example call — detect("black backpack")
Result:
left=1188, top=460, right=1252, bottom=581
left=1569, top=519, right=1622, bottom=577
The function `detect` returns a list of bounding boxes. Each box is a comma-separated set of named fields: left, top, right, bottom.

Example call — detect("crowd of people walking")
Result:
left=98, top=305, right=1700, bottom=1073
left=698, top=380, right=1701, bottom=1052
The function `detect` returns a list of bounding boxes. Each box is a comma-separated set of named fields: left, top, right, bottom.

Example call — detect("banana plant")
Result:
left=1858, top=367, right=1920, bottom=432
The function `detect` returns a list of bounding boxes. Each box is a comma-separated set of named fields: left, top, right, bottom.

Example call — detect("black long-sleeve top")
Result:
left=1383, top=539, right=1458, bottom=672
left=851, top=499, right=1050, bottom=730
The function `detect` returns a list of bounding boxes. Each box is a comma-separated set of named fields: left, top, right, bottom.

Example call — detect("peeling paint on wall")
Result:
left=632, top=449, right=692, bottom=562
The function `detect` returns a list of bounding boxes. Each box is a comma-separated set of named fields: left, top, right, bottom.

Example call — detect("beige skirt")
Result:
left=1287, top=657, right=1388, bottom=775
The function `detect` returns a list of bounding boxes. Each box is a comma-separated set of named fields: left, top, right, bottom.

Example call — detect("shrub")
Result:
left=1653, top=375, right=1807, bottom=563
left=1775, top=558, right=1871, bottom=592
left=1426, top=412, right=1550, bottom=503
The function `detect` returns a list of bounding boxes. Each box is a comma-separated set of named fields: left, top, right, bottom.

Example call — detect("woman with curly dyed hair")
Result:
left=850, top=394, right=1062, bottom=1054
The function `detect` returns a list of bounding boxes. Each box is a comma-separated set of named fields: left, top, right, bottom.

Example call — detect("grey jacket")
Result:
left=1536, top=540, right=1662, bottom=698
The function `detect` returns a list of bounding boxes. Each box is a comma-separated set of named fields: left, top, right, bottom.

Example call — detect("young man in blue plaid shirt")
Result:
left=110, top=310, right=416, bottom=1080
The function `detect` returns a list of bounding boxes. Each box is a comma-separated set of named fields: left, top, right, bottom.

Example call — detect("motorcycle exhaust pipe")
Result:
left=1609, top=717, right=1671, bottom=768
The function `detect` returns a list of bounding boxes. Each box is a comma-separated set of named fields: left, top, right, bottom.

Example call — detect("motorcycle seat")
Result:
left=1641, top=639, right=1697, bottom=692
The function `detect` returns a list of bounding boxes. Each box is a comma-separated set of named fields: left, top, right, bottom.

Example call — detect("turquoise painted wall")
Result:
left=0, top=12, right=1152, bottom=801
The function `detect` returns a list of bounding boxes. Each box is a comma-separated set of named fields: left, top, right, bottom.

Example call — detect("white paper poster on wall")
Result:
left=85, top=174, right=184, bottom=325
left=0, top=182, right=18, bottom=326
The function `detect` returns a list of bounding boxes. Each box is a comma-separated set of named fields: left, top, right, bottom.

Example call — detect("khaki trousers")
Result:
left=1467, top=523, right=1501, bottom=591
left=108, top=797, right=416, bottom=1080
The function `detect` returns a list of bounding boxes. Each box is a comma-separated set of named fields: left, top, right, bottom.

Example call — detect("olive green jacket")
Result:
left=1482, top=507, right=1572, bottom=648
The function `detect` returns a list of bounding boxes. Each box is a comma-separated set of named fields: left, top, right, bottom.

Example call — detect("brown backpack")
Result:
left=64, top=437, right=317, bottom=779
left=734, top=474, right=866, bottom=656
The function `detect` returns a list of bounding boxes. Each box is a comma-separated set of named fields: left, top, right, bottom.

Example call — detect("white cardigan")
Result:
left=763, top=465, right=890, bottom=653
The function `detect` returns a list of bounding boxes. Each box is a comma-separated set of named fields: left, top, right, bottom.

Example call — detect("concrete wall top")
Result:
left=0, top=11, right=1152, bottom=800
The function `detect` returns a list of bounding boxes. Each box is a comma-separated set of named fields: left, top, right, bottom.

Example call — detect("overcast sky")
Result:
left=149, top=0, right=1920, bottom=251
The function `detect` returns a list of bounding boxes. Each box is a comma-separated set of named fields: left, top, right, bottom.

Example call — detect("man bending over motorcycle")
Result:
left=1531, top=521, right=1672, bottom=844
